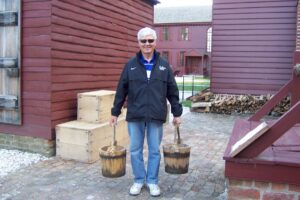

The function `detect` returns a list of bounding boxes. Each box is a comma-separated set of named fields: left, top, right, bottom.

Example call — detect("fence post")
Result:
left=192, top=75, right=195, bottom=96
left=182, top=75, right=185, bottom=100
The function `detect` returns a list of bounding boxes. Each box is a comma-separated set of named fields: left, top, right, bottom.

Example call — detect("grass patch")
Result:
left=177, top=84, right=209, bottom=91
left=176, top=77, right=210, bottom=84
left=176, top=76, right=210, bottom=92
left=181, top=100, right=192, bottom=108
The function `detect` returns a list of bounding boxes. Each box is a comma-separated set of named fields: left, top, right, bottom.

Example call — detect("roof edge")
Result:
left=143, top=0, right=160, bottom=5
left=154, top=22, right=212, bottom=26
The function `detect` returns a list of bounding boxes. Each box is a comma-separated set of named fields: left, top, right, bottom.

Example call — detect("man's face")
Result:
left=138, top=34, right=156, bottom=56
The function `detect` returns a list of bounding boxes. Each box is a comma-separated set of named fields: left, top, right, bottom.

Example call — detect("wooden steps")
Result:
left=56, top=90, right=128, bottom=163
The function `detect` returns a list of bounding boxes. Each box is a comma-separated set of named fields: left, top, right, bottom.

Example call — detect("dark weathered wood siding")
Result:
left=211, top=0, right=297, bottom=95
left=0, top=0, right=154, bottom=140
left=0, top=0, right=21, bottom=124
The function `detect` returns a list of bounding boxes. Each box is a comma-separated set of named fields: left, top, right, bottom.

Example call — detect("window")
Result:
left=207, top=27, right=212, bottom=52
left=163, top=27, right=169, bottom=41
left=180, top=51, right=185, bottom=66
left=181, top=27, right=189, bottom=41
left=162, top=51, right=169, bottom=62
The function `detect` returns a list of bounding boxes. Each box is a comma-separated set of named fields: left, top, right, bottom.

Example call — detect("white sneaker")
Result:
left=147, top=184, right=161, bottom=197
left=129, top=183, right=144, bottom=196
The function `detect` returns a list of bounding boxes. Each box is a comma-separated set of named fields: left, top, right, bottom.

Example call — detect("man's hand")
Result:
left=110, top=116, right=118, bottom=126
left=172, top=117, right=181, bottom=126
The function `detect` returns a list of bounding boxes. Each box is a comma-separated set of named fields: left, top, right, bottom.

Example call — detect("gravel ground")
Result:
left=0, top=149, right=49, bottom=178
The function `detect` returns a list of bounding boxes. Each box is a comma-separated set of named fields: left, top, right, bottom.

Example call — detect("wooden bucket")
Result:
left=99, top=125, right=126, bottom=178
left=163, top=126, right=191, bottom=174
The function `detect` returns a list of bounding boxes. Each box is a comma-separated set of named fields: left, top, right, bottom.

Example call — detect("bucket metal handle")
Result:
left=174, top=125, right=182, bottom=145
left=112, top=125, right=117, bottom=146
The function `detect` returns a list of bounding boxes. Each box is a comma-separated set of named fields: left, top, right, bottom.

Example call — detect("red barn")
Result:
left=211, top=0, right=297, bottom=95
left=0, top=0, right=158, bottom=156
left=154, top=6, right=212, bottom=76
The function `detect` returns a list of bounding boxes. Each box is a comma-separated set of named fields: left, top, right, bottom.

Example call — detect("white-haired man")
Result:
left=110, top=27, right=182, bottom=197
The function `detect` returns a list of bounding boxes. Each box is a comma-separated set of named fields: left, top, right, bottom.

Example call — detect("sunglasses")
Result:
left=140, top=39, right=155, bottom=44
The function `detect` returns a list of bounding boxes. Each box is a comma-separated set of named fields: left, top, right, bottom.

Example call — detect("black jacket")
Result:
left=111, top=51, right=182, bottom=124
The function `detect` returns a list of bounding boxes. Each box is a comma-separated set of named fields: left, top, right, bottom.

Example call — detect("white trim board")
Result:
left=230, top=122, right=270, bottom=157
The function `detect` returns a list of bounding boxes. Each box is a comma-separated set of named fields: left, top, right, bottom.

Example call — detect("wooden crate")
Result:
left=77, top=90, right=116, bottom=123
left=56, top=118, right=128, bottom=163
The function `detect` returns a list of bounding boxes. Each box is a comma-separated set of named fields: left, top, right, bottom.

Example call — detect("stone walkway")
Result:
left=0, top=111, right=242, bottom=200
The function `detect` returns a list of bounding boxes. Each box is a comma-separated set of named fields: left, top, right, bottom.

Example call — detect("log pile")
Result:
left=187, top=88, right=290, bottom=116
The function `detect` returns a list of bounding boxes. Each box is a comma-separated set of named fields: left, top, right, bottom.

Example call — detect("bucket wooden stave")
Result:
left=99, top=145, right=126, bottom=178
left=99, top=125, right=126, bottom=178
left=163, top=126, right=191, bottom=174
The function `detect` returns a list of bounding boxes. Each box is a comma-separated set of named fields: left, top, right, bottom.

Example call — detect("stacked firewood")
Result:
left=187, top=88, right=290, bottom=116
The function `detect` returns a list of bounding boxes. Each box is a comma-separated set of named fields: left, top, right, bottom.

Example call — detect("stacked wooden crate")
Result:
left=56, top=90, right=128, bottom=163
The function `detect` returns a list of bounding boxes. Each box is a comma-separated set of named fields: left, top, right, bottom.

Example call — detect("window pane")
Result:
left=163, top=27, right=168, bottom=41
left=207, top=27, right=212, bottom=52
left=162, top=51, right=169, bottom=62
left=180, top=51, right=185, bottom=66
left=181, top=27, right=188, bottom=41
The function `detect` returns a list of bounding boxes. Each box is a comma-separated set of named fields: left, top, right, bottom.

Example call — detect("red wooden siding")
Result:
left=50, top=0, right=153, bottom=130
left=297, top=1, right=300, bottom=52
left=211, top=0, right=297, bottom=95
left=0, top=0, right=154, bottom=140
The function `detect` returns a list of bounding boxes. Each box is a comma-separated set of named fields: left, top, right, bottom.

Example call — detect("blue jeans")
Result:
left=128, top=121, right=163, bottom=184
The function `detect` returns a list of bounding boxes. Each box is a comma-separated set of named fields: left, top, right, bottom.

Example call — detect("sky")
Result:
left=155, top=0, right=213, bottom=7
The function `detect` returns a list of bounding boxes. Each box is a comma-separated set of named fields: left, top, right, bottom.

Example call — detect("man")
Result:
left=110, top=27, right=182, bottom=197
